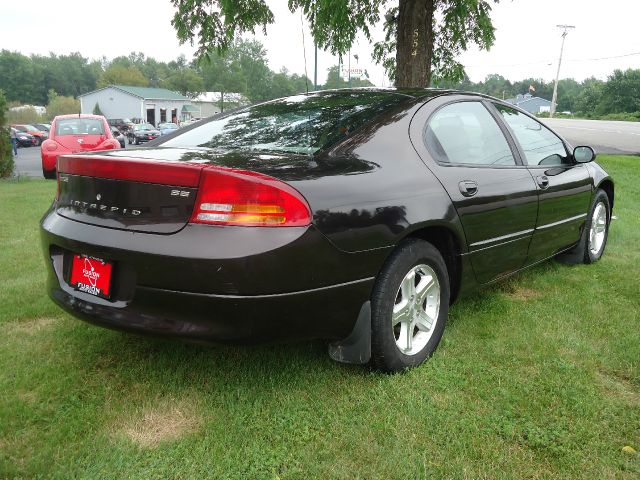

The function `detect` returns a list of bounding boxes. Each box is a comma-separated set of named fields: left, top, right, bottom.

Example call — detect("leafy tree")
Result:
left=0, top=90, right=14, bottom=178
left=92, top=102, right=103, bottom=116
left=599, top=69, right=640, bottom=114
left=46, top=90, right=80, bottom=119
left=170, top=0, right=499, bottom=87
left=97, top=64, right=149, bottom=88
left=574, top=78, right=605, bottom=116
left=166, top=67, right=205, bottom=98
left=6, top=106, right=45, bottom=125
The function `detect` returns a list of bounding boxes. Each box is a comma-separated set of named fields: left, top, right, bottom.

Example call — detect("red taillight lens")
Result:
left=190, top=167, right=312, bottom=227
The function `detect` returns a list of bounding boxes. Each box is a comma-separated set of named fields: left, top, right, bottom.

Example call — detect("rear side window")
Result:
left=493, top=104, right=568, bottom=166
left=162, top=92, right=410, bottom=154
left=424, top=101, right=515, bottom=166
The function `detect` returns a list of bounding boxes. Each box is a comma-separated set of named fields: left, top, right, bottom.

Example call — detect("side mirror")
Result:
left=573, top=146, right=595, bottom=163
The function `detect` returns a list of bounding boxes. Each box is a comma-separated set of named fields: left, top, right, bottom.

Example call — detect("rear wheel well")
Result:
left=405, top=226, right=462, bottom=304
left=598, top=180, right=614, bottom=212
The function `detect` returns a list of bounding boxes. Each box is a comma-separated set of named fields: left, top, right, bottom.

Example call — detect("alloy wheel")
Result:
left=589, top=201, right=607, bottom=256
left=392, top=264, right=440, bottom=356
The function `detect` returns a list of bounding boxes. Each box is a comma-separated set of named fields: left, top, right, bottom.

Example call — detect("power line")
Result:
left=464, top=51, right=640, bottom=69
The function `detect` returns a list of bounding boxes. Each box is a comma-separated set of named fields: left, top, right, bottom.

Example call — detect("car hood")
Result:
left=75, top=146, right=379, bottom=183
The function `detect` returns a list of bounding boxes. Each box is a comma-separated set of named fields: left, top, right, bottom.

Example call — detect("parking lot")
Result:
left=13, top=145, right=45, bottom=178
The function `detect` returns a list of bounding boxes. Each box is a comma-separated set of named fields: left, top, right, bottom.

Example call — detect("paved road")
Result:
left=13, top=145, right=44, bottom=178
left=540, top=118, right=640, bottom=155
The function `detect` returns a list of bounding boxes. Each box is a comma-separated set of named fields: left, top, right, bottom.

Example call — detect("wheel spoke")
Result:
left=415, top=311, right=434, bottom=332
left=415, top=274, right=435, bottom=304
left=392, top=300, right=410, bottom=326
left=399, top=322, right=412, bottom=352
left=400, top=270, right=417, bottom=300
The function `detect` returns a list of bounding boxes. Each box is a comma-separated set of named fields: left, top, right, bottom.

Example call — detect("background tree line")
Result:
left=0, top=40, right=372, bottom=108
left=1, top=42, right=638, bottom=121
left=436, top=70, right=640, bottom=119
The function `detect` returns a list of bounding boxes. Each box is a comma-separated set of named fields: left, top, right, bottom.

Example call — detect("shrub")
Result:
left=0, top=90, right=15, bottom=178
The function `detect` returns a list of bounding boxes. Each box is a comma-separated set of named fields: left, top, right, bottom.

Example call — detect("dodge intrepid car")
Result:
left=40, top=89, right=613, bottom=372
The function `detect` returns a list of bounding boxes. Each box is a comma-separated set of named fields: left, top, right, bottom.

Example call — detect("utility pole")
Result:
left=314, top=44, right=318, bottom=90
left=550, top=24, right=575, bottom=118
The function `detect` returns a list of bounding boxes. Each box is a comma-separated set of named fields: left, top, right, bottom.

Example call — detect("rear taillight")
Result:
left=190, top=167, right=311, bottom=227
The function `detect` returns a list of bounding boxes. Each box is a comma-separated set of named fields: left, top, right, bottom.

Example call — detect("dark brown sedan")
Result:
left=40, top=89, right=613, bottom=372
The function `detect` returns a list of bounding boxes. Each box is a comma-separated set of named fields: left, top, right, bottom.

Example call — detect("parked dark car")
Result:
left=40, top=89, right=613, bottom=372
left=128, top=123, right=160, bottom=145
left=32, top=123, right=51, bottom=133
left=110, top=127, right=126, bottom=148
left=12, top=127, right=38, bottom=147
left=108, top=118, right=134, bottom=133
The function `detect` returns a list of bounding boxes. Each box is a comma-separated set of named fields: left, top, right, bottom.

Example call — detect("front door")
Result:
left=411, top=98, right=539, bottom=284
left=491, top=103, right=593, bottom=263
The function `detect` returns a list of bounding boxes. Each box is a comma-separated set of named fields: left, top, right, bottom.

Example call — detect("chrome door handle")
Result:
left=458, top=180, right=478, bottom=197
left=536, top=175, right=549, bottom=189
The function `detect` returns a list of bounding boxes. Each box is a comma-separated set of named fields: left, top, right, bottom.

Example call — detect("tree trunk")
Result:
left=395, top=0, right=435, bottom=88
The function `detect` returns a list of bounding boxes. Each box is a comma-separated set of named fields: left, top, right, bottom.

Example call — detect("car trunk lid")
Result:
left=56, top=155, right=203, bottom=234
left=55, top=134, right=108, bottom=152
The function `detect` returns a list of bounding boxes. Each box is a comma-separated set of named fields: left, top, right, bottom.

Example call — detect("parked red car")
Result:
left=41, top=115, right=121, bottom=179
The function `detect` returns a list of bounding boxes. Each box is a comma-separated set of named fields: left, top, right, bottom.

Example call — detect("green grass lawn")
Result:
left=1, top=156, right=638, bottom=479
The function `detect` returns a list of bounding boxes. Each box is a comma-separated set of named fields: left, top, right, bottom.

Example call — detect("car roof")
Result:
left=54, top=114, right=105, bottom=120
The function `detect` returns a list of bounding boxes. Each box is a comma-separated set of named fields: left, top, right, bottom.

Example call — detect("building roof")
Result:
left=181, top=104, right=199, bottom=113
left=79, top=85, right=189, bottom=101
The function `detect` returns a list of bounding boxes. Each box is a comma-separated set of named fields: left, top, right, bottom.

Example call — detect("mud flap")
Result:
left=328, top=301, right=371, bottom=364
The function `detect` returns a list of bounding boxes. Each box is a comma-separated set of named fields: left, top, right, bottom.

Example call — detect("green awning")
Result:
left=181, top=104, right=199, bottom=113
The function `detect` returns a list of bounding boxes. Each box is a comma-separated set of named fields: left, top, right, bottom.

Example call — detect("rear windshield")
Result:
left=56, top=118, right=105, bottom=136
left=162, top=91, right=410, bottom=154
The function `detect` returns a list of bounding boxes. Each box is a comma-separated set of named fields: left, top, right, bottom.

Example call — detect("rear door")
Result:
left=410, top=96, right=539, bottom=284
left=490, top=103, right=592, bottom=263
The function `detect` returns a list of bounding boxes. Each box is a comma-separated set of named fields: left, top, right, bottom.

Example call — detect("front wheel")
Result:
left=584, top=190, right=611, bottom=263
left=42, top=168, right=56, bottom=180
left=371, top=239, right=450, bottom=373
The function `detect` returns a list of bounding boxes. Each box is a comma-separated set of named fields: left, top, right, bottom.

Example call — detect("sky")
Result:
left=1, top=0, right=639, bottom=87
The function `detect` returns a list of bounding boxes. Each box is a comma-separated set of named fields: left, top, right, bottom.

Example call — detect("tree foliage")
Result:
left=170, top=0, right=498, bottom=87
left=97, top=64, right=149, bottom=88
left=46, top=90, right=80, bottom=118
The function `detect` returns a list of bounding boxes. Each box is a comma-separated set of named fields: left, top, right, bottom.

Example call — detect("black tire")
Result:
left=36, top=137, right=42, bottom=146
left=560, top=189, right=611, bottom=264
left=42, top=168, right=56, bottom=180
left=371, top=239, right=450, bottom=373
left=134, top=137, right=139, bottom=145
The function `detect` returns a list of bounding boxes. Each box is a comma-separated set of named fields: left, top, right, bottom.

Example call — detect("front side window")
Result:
left=494, top=104, right=568, bottom=166
left=424, top=101, right=516, bottom=166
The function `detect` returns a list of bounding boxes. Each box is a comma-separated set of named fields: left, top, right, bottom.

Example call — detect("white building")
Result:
left=78, top=85, right=194, bottom=125
left=191, top=91, right=249, bottom=119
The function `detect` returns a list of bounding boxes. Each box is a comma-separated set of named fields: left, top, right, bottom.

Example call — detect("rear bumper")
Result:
left=41, top=209, right=387, bottom=343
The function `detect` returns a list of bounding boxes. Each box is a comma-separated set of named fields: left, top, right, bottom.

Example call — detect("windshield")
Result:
left=55, top=118, right=105, bottom=136
left=135, top=124, right=155, bottom=131
left=162, top=91, right=410, bottom=154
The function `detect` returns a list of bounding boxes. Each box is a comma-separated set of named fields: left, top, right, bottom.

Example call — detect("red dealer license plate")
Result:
left=69, top=255, right=113, bottom=299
